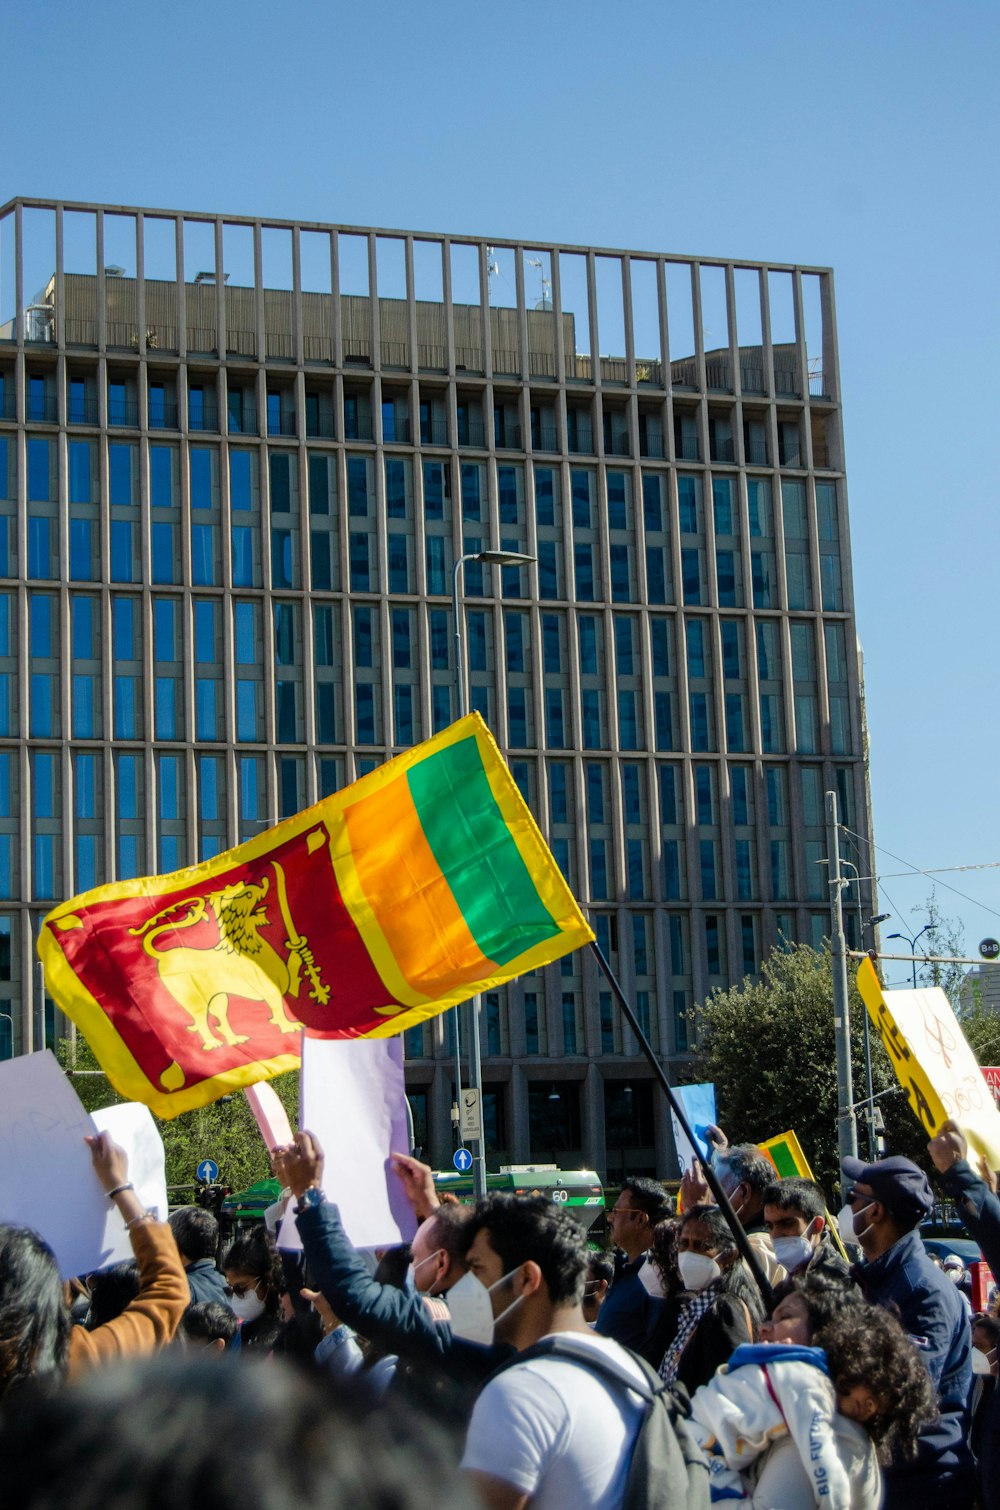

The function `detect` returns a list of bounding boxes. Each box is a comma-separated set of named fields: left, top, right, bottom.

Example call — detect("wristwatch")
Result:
left=296, top=1185, right=326, bottom=1213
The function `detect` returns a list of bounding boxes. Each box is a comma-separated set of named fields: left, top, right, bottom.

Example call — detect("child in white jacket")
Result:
left=689, top=1278, right=936, bottom=1508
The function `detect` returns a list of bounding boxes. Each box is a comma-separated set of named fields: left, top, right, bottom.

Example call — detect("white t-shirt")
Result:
left=461, top=1329, right=648, bottom=1510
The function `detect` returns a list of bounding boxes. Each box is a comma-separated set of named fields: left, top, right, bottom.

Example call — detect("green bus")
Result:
left=432, top=1166, right=605, bottom=1233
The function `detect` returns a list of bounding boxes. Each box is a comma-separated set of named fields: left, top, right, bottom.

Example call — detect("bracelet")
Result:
left=107, top=1182, right=134, bottom=1201
left=124, top=1210, right=157, bottom=1231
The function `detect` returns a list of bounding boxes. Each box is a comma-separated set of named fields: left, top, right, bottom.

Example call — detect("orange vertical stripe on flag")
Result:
left=343, top=773, right=495, bottom=992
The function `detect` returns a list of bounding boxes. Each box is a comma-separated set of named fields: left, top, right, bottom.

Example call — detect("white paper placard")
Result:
left=89, top=1102, right=168, bottom=1266
left=278, top=1035, right=417, bottom=1252
left=0, top=1050, right=112, bottom=1278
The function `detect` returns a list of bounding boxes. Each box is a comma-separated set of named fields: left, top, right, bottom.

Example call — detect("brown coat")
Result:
left=67, top=1221, right=188, bottom=1379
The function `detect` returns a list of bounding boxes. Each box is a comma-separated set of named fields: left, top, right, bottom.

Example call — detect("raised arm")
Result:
left=272, top=1131, right=452, bottom=1361
left=67, top=1132, right=188, bottom=1379
left=928, top=1122, right=1000, bottom=1277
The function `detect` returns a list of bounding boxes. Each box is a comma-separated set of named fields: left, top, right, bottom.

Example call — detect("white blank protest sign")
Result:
left=0, top=1050, right=111, bottom=1278
left=278, top=1035, right=417, bottom=1252
left=90, top=1102, right=168, bottom=1266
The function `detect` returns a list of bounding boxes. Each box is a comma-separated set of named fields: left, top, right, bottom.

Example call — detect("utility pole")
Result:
left=826, top=790, right=858, bottom=1162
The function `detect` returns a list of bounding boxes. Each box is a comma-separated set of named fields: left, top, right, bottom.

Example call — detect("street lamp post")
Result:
left=839, top=854, right=889, bottom=1162
left=888, top=923, right=934, bottom=990
left=452, top=548, right=536, bottom=1200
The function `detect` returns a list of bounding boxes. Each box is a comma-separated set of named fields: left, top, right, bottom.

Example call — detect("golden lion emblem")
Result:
left=129, top=862, right=329, bottom=1054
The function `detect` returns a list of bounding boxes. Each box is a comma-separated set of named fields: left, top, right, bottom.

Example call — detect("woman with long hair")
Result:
left=656, top=1202, right=762, bottom=1394
left=222, top=1228, right=284, bottom=1354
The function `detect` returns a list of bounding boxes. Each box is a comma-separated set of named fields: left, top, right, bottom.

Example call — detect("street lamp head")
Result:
left=887, top=933, right=904, bottom=943
left=474, top=550, right=537, bottom=567
left=869, top=914, right=891, bottom=927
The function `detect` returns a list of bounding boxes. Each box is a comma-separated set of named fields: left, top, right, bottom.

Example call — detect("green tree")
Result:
left=907, top=891, right=966, bottom=1006
left=689, top=942, right=924, bottom=1199
left=959, top=999, right=1000, bottom=1071
left=56, top=1036, right=298, bottom=1194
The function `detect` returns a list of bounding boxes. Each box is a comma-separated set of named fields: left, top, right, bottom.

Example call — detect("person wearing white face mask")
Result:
left=461, top=1192, right=679, bottom=1510
left=656, top=1203, right=761, bottom=1396
left=838, top=1150, right=975, bottom=1510
left=763, top=1177, right=854, bottom=1304
left=222, top=1230, right=283, bottom=1353
left=272, top=1131, right=518, bottom=1437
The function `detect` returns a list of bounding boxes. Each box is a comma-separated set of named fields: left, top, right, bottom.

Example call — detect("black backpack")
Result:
left=488, top=1333, right=710, bottom=1510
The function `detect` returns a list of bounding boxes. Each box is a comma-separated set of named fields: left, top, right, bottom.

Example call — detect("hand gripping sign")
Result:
left=856, top=956, right=1000, bottom=1168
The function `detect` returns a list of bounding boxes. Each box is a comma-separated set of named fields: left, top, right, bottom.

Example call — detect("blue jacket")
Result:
left=185, top=1257, right=232, bottom=1309
left=294, top=1200, right=512, bottom=1426
left=940, top=1159, right=1000, bottom=1510
left=594, top=1249, right=664, bottom=1363
left=855, top=1226, right=974, bottom=1506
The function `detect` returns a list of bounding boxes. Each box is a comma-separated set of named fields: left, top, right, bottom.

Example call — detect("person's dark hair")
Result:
left=973, top=1315, right=1000, bottom=1345
left=425, top=1203, right=474, bottom=1269
left=464, top=1194, right=589, bottom=1306
left=372, top=1245, right=411, bottom=1291
left=714, top=1145, right=774, bottom=1197
left=169, top=1206, right=219, bottom=1263
left=762, top=1177, right=827, bottom=1225
left=813, top=1302, right=937, bottom=1458
left=785, top=1274, right=867, bottom=1338
left=681, top=1204, right=764, bottom=1323
left=181, top=1301, right=238, bottom=1347
left=223, top=1229, right=282, bottom=1307
left=649, top=1217, right=682, bottom=1296
left=0, top=1354, right=477, bottom=1510
left=621, top=1176, right=672, bottom=1224
left=85, top=1261, right=139, bottom=1329
left=586, top=1251, right=615, bottom=1288
left=0, top=1225, right=70, bottom=1400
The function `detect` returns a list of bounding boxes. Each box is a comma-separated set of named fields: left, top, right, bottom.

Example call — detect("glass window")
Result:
left=227, top=450, right=251, bottom=511
left=110, top=520, right=134, bottom=582
left=681, top=547, right=701, bottom=604
left=69, top=440, right=94, bottom=503
left=235, top=602, right=257, bottom=664
left=150, top=446, right=176, bottom=508
left=109, top=443, right=134, bottom=505
left=349, top=533, right=370, bottom=591
left=270, top=453, right=292, bottom=512
left=150, top=523, right=175, bottom=582
left=232, top=527, right=255, bottom=587
left=385, top=458, right=407, bottom=518
left=28, top=439, right=53, bottom=501
left=28, top=518, right=53, bottom=579
left=348, top=457, right=369, bottom=516
left=460, top=464, right=481, bottom=521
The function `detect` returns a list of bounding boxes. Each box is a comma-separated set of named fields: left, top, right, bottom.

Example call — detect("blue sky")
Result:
left=4, top=1, right=998, bottom=982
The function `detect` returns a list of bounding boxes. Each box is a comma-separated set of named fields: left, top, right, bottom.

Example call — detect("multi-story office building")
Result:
left=0, top=197, right=873, bottom=1176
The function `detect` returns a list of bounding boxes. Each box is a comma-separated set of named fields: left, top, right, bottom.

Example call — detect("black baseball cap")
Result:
left=842, top=1154, right=935, bottom=1229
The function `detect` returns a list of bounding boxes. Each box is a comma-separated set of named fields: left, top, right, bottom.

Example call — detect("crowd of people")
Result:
left=0, top=1116, right=997, bottom=1509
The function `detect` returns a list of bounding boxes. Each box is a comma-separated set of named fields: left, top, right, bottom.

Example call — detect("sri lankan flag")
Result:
left=39, top=715, right=593, bottom=1116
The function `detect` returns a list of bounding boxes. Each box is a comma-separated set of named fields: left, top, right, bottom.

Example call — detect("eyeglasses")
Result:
left=224, top=1279, right=264, bottom=1299
left=609, top=1206, right=638, bottom=1219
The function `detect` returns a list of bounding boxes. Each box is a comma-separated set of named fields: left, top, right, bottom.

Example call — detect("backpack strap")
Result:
left=487, top=1333, right=666, bottom=1405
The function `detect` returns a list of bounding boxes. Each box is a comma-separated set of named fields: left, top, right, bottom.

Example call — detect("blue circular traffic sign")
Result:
left=453, top=1148, right=473, bottom=1172
left=197, top=1158, right=219, bottom=1184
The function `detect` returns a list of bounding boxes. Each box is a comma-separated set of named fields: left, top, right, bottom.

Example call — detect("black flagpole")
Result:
left=589, top=939, right=774, bottom=1313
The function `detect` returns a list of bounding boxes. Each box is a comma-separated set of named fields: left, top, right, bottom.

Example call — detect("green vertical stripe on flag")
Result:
left=767, top=1138, right=800, bottom=1179
left=407, top=735, right=559, bottom=966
